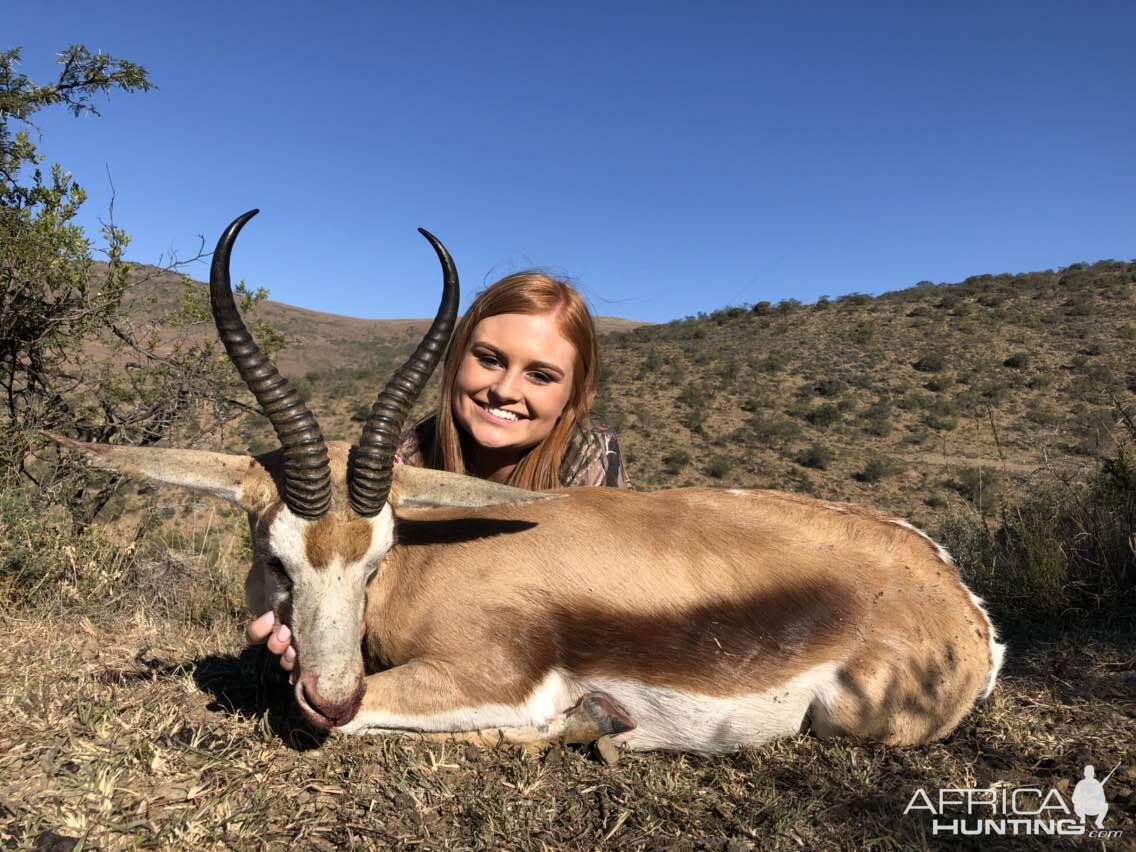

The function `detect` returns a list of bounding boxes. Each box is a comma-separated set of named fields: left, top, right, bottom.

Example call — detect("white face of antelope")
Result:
left=256, top=500, right=396, bottom=729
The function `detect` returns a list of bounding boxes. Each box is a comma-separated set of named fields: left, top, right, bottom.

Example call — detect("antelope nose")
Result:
left=296, top=672, right=365, bottom=728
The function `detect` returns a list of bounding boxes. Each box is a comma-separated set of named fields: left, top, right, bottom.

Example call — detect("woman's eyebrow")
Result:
left=470, top=340, right=505, bottom=357
left=526, top=360, right=566, bottom=377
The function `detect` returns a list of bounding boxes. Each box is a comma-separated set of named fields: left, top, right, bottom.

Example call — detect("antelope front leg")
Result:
left=415, top=692, right=636, bottom=750
left=335, top=662, right=634, bottom=748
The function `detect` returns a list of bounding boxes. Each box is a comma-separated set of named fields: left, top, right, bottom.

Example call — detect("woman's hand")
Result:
left=247, top=611, right=297, bottom=674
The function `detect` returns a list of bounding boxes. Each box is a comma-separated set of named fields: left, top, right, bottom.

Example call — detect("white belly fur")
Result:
left=582, top=662, right=841, bottom=753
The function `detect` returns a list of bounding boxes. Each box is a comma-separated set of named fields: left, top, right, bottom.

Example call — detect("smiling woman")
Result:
left=397, top=272, right=631, bottom=490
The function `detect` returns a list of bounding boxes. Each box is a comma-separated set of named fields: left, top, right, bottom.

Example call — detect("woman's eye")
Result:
left=475, top=353, right=500, bottom=368
left=528, top=371, right=552, bottom=385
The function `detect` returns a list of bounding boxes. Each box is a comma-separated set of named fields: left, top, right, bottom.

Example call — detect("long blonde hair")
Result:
left=431, top=272, right=598, bottom=489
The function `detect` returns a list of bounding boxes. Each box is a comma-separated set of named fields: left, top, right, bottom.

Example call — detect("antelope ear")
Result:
left=45, top=433, right=278, bottom=513
left=390, top=464, right=565, bottom=510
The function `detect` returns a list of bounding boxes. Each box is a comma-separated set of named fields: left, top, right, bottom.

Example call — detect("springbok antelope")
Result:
left=54, top=211, right=1004, bottom=754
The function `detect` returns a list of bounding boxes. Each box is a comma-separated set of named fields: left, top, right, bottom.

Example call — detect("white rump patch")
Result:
left=965, top=588, right=1006, bottom=699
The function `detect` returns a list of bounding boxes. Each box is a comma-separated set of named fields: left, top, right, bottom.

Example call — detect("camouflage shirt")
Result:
left=395, top=415, right=631, bottom=488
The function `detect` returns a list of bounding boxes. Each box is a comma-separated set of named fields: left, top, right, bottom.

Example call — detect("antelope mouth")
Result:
left=293, top=678, right=364, bottom=730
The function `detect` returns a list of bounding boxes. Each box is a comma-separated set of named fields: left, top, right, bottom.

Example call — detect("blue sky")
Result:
left=9, top=2, right=1136, bottom=323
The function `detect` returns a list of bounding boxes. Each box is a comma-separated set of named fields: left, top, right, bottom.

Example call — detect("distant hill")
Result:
left=106, top=262, right=647, bottom=377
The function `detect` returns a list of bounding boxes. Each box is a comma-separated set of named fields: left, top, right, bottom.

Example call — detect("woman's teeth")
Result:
left=483, top=404, right=519, bottom=421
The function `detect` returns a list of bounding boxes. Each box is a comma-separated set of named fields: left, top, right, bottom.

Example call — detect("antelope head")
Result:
left=52, top=211, right=547, bottom=729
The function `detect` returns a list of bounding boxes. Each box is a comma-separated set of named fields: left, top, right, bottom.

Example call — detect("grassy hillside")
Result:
left=596, top=260, right=1135, bottom=528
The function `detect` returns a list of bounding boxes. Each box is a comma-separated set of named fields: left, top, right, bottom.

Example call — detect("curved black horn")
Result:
left=349, top=229, right=459, bottom=516
left=210, top=210, right=331, bottom=519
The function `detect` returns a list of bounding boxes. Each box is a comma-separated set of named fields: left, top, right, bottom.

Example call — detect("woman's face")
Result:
left=452, top=312, right=577, bottom=454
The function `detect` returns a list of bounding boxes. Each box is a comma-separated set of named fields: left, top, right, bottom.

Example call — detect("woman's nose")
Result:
left=490, top=369, right=522, bottom=401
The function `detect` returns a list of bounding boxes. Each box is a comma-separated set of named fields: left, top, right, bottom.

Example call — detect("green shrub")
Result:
left=776, top=298, right=802, bottom=315
left=741, top=414, right=801, bottom=450
left=704, top=456, right=734, bottom=479
left=677, top=383, right=710, bottom=409
left=813, top=378, right=846, bottom=397
left=796, top=444, right=835, bottom=470
left=923, top=415, right=958, bottom=432
left=913, top=353, right=946, bottom=373
left=805, top=404, right=841, bottom=428
left=897, top=391, right=931, bottom=411
left=662, top=450, right=690, bottom=475
left=978, top=380, right=1010, bottom=404
left=856, top=458, right=898, bottom=483
left=862, top=417, right=893, bottom=437
left=292, top=377, right=314, bottom=402
left=681, top=409, right=705, bottom=435
left=1025, top=403, right=1061, bottom=426
left=1071, top=408, right=1119, bottom=457
left=949, top=467, right=999, bottom=514
left=846, top=323, right=875, bottom=345
left=860, top=400, right=893, bottom=437
left=636, top=350, right=663, bottom=378
left=1003, top=352, right=1030, bottom=369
